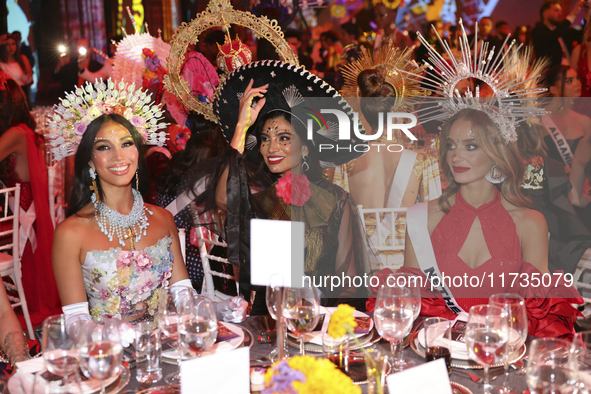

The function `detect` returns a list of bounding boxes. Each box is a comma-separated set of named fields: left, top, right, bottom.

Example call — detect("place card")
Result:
left=386, top=358, right=452, bottom=394
left=181, top=347, right=250, bottom=394
left=250, top=218, right=305, bottom=288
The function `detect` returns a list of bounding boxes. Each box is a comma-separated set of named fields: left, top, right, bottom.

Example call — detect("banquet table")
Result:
left=111, top=315, right=530, bottom=394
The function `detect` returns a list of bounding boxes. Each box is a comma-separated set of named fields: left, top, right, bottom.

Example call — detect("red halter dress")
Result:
left=367, top=190, right=583, bottom=340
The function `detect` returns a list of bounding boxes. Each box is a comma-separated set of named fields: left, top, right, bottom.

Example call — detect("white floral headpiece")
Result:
left=403, top=19, right=547, bottom=144
left=46, top=78, right=168, bottom=161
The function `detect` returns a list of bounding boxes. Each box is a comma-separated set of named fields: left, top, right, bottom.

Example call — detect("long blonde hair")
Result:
left=439, top=109, right=529, bottom=212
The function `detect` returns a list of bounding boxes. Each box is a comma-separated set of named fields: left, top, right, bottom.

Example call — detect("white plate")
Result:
left=163, top=322, right=245, bottom=361
left=287, top=307, right=374, bottom=345
left=417, top=325, right=524, bottom=361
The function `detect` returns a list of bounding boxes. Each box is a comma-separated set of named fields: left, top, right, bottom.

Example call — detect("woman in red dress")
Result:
left=369, top=109, right=583, bottom=340
left=0, top=72, right=61, bottom=327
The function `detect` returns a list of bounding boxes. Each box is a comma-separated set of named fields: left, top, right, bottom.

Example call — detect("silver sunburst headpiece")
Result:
left=403, top=19, right=547, bottom=144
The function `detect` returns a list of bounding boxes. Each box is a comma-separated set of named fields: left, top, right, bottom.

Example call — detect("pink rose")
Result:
left=130, top=115, right=146, bottom=128
left=276, top=173, right=292, bottom=204
left=74, top=122, right=87, bottom=135
left=291, top=174, right=311, bottom=207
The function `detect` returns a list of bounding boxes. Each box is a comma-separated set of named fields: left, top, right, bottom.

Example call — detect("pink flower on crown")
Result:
left=74, top=122, right=87, bottom=135
left=130, top=115, right=146, bottom=128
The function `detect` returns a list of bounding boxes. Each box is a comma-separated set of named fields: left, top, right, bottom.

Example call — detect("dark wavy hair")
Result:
left=544, top=65, right=573, bottom=97
left=67, top=114, right=149, bottom=217
left=438, top=109, right=529, bottom=212
left=252, top=110, right=323, bottom=183
left=158, top=113, right=227, bottom=195
left=0, top=79, right=35, bottom=180
left=0, top=78, right=34, bottom=132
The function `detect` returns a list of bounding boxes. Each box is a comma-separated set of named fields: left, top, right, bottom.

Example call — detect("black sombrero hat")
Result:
left=213, top=60, right=368, bottom=168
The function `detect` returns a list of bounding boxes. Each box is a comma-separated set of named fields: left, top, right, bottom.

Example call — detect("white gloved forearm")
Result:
left=61, top=302, right=135, bottom=347
left=214, top=296, right=248, bottom=323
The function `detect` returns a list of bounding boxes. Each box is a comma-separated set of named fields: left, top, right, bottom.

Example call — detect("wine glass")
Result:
left=374, top=285, right=414, bottom=371
left=178, top=294, right=218, bottom=358
left=266, top=279, right=288, bottom=361
left=42, top=314, right=81, bottom=387
left=282, top=285, right=321, bottom=356
left=78, top=320, right=123, bottom=394
left=571, top=331, right=591, bottom=393
left=158, top=286, right=193, bottom=384
left=526, top=337, right=578, bottom=394
left=388, top=271, right=422, bottom=321
left=465, top=305, right=509, bottom=394
left=489, top=293, right=528, bottom=394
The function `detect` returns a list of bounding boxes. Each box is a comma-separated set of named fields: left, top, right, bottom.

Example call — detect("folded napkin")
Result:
left=300, top=307, right=373, bottom=346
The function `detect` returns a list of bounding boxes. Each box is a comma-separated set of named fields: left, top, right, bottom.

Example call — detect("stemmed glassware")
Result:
left=158, top=286, right=193, bottom=384
left=571, top=331, right=591, bottom=394
left=489, top=293, right=528, bottom=394
left=465, top=305, right=509, bottom=394
left=178, top=294, right=218, bottom=358
left=373, top=285, right=414, bottom=371
left=526, top=337, right=579, bottom=394
left=77, top=320, right=123, bottom=394
left=266, top=279, right=288, bottom=361
left=388, top=272, right=422, bottom=321
left=42, top=314, right=82, bottom=390
left=282, top=285, right=321, bottom=356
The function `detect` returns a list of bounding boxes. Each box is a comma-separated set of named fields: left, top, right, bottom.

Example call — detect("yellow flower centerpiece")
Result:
left=262, top=304, right=361, bottom=394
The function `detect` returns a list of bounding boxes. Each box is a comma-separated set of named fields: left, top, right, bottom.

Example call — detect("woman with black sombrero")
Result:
left=191, top=60, right=375, bottom=313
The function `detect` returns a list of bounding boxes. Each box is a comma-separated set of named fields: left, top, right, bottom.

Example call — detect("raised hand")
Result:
left=232, top=79, right=269, bottom=153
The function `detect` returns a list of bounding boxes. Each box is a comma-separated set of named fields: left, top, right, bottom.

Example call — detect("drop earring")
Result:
left=135, top=169, right=139, bottom=190
left=89, top=167, right=100, bottom=201
left=301, top=154, right=309, bottom=172
left=485, top=164, right=506, bottom=184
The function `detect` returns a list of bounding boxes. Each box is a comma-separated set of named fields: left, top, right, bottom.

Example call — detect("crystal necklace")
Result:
left=92, top=188, right=153, bottom=250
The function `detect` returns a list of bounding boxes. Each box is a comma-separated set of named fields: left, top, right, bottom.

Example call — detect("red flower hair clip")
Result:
left=276, top=173, right=311, bottom=207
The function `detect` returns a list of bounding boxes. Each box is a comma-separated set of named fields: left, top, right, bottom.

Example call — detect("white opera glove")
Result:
left=62, top=302, right=135, bottom=347
left=214, top=296, right=248, bottom=323
left=169, top=279, right=198, bottom=310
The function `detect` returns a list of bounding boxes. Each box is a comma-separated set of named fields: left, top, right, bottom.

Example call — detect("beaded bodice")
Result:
left=82, top=236, right=173, bottom=324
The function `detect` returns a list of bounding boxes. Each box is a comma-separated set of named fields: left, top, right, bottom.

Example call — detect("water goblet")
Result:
left=489, top=293, right=528, bottom=394
left=374, top=285, right=414, bottom=371
left=78, top=320, right=123, bottom=394
left=387, top=271, right=422, bottom=321
left=282, top=285, right=321, bottom=356
left=158, top=286, right=193, bottom=384
left=465, top=305, right=509, bottom=394
left=42, top=314, right=81, bottom=390
left=266, top=279, right=288, bottom=361
left=178, top=294, right=218, bottom=358
left=571, top=331, right=591, bottom=394
left=526, top=337, right=578, bottom=394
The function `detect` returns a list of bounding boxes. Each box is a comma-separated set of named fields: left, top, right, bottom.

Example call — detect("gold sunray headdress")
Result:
left=404, top=19, right=547, bottom=144
left=340, top=43, right=426, bottom=112
left=164, top=0, right=298, bottom=123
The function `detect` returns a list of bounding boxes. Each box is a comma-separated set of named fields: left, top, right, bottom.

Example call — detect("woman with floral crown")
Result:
left=49, top=79, right=246, bottom=344
left=367, top=21, right=583, bottom=339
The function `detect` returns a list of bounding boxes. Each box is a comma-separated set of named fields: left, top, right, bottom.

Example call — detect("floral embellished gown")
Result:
left=81, top=236, right=173, bottom=324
